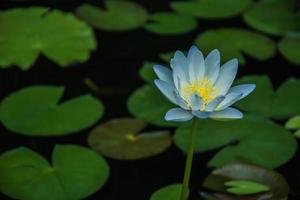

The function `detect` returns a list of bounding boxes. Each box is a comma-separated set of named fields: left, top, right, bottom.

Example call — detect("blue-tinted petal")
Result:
left=205, top=49, right=220, bottom=84
left=154, top=79, right=177, bottom=104
left=205, top=96, right=225, bottom=112
left=189, top=93, right=202, bottom=110
left=165, top=108, right=194, bottom=122
left=187, top=45, right=205, bottom=83
left=214, top=59, right=238, bottom=96
left=153, top=64, right=174, bottom=85
left=228, top=84, right=256, bottom=100
left=174, top=91, right=189, bottom=109
left=192, top=110, right=209, bottom=119
left=171, top=59, right=189, bottom=89
left=209, top=107, right=243, bottom=120
left=215, top=92, right=242, bottom=111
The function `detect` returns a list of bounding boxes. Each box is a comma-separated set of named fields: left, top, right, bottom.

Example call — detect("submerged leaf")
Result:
left=174, top=115, right=297, bottom=168
left=139, top=61, right=157, bottom=84
left=0, top=85, right=104, bottom=136
left=195, top=28, right=276, bottom=65
left=278, top=33, right=300, bottom=66
left=88, top=118, right=172, bottom=160
left=0, top=145, right=109, bottom=200
left=76, top=1, right=147, bottom=31
left=150, top=184, right=182, bottom=200
left=0, top=7, right=96, bottom=70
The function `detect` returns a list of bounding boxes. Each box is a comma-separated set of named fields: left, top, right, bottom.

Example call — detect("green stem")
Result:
left=180, top=119, right=198, bottom=200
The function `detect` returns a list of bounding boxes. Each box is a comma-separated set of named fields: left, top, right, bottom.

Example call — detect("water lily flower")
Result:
left=153, top=45, right=255, bottom=122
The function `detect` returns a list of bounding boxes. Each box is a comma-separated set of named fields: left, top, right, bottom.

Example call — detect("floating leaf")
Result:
left=285, top=116, right=300, bottom=130
left=76, top=1, right=147, bottom=31
left=170, top=0, right=253, bottom=19
left=203, top=163, right=289, bottom=199
left=139, top=62, right=157, bottom=84
left=225, top=180, right=270, bottom=195
left=0, top=145, right=109, bottom=200
left=278, top=33, right=300, bottom=66
left=235, top=76, right=300, bottom=119
left=145, top=12, right=197, bottom=35
left=0, top=7, right=96, bottom=70
left=195, top=28, right=276, bottom=65
left=150, top=184, right=182, bottom=200
left=127, top=85, right=183, bottom=127
left=294, top=130, right=300, bottom=138
left=0, top=85, right=104, bottom=136
left=243, top=0, right=300, bottom=36
left=88, top=118, right=172, bottom=160
left=174, top=115, right=297, bottom=168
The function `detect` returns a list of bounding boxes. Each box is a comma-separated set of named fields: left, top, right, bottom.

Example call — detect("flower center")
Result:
left=181, top=77, right=217, bottom=109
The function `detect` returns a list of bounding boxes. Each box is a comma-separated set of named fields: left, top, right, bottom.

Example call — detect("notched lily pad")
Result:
left=76, top=1, right=147, bottom=31
left=0, top=85, right=104, bottom=136
left=0, top=7, right=96, bottom=70
left=170, top=0, right=253, bottom=19
left=88, top=118, right=172, bottom=160
left=0, top=145, right=110, bottom=200
left=203, top=162, right=289, bottom=199
left=235, top=76, right=300, bottom=119
left=174, top=115, right=297, bottom=168
left=278, top=33, right=300, bottom=66
left=195, top=28, right=276, bottom=65
left=243, top=0, right=300, bottom=36
left=127, top=85, right=183, bottom=127
left=150, top=184, right=182, bottom=200
left=145, top=12, right=197, bottom=35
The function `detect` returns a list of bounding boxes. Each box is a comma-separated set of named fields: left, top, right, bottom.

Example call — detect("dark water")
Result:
left=1, top=0, right=300, bottom=199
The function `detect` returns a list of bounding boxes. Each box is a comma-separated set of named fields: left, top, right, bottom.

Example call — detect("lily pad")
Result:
left=0, top=145, right=110, bottom=200
left=76, top=1, right=147, bottom=31
left=174, top=115, right=297, bottom=168
left=285, top=116, right=300, bottom=130
left=150, top=184, right=182, bottom=200
left=235, top=76, right=300, bottom=119
left=87, top=118, right=172, bottom=160
left=0, top=85, right=104, bottom=136
left=0, top=7, right=96, bottom=70
left=225, top=180, right=270, bottom=195
left=203, top=162, right=289, bottom=199
left=278, top=33, right=300, bottom=66
left=195, top=28, right=276, bottom=65
left=243, top=0, right=300, bottom=36
left=145, top=12, right=197, bottom=35
left=139, top=62, right=157, bottom=84
left=127, top=85, right=182, bottom=127
left=170, top=0, right=253, bottom=19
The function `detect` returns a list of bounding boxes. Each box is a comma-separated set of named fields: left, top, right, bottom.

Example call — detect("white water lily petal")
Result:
left=165, top=108, right=194, bottom=122
left=228, top=84, right=256, bottom=99
left=171, top=59, right=188, bottom=89
left=174, top=91, right=189, bottom=109
left=192, top=110, right=209, bottom=119
left=214, top=59, right=238, bottom=96
left=205, top=49, right=220, bottom=84
left=205, top=96, right=225, bottom=112
left=189, top=93, right=202, bottom=110
left=153, top=64, right=174, bottom=85
left=187, top=45, right=205, bottom=83
left=209, top=107, right=243, bottom=119
left=154, top=79, right=177, bottom=104
left=215, top=92, right=243, bottom=111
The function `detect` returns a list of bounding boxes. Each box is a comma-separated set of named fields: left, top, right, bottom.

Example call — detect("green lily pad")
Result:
left=235, top=76, right=300, bottom=119
left=139, top=62, right=157, bottom=84
left=195, top=28, right=276, bottom=65
left=285, top=116, right=300, bottom=130
left=170, top=0, right=253, bottom=19
left=225, top=180, right=270, bottom=195
left=174, top=115, right=297, bottom=168
left=127, top=85, right=182, bottom=127
left=203, top=162, right=289, bottom=199
left=76, top=1, right=147, bottom=31
left=87, top=118, right=172, bottom=160
left=150, top=184, right=182, bottom=200
left=243, top=0, right=300, bottom=36
left=0, top=145, right=109, bottom=200
left=145, top=12, right=197, bottom=35
left=0, top=7, right=96, bottom=70
left=278, top=33, right=300, bottom=66
left=0, top=85, right=104, bottom=136
left=294, top=129, right=300, bottom=138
